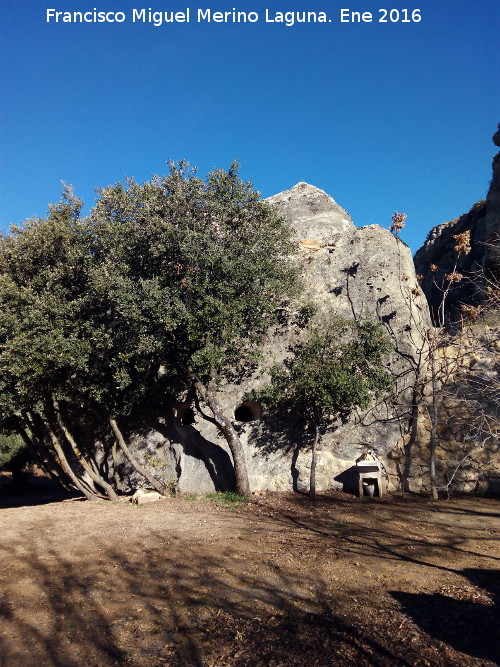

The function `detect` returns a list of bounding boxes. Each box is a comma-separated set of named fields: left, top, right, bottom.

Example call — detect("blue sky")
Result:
left=1, top=0, right=498, bottom=252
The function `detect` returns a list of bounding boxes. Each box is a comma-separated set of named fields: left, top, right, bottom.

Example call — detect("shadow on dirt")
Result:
left=1, top=494, right=499, bottom=666
left=391, top=568, right=500, bottom=664
left=249, top=493, right=500, bottom=570
left=0, top=534, right=413, bottom=667
left=0, top=473, right=80, bottom=509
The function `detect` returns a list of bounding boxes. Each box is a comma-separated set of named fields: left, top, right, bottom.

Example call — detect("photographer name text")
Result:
left=45, top=7, right=423, bottom=27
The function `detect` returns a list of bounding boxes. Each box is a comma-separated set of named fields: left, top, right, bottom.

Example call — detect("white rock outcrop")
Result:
left=120, top=182, right=434, bottom=495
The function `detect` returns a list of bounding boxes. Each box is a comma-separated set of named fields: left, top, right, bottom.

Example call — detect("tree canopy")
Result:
left=255, top=318, right=393, bottom=497
left=0, top=162, right=299, bottom=497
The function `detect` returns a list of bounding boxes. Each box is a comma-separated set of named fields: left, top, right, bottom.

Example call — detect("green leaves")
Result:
left=0, top=162, right=299, bottom=425
left=255, top=318, right=393, bottom=433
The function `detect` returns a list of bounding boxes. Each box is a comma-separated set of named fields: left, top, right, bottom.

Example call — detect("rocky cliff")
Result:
left=414, top=124, right=500, bottom=322
left=265, top=181, right=354, bottom=241
left=411, top=323, right=500, bottom=495
left=122, top=182, right=433, bottom=495
left=120, top=133, right=500, bottom=498
left=408, top=125, right=500, bottom=495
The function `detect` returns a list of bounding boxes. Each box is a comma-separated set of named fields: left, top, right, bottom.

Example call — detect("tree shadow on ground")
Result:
left=248, top=493, right=500, bottom=570
left=431, top=503, right=500, bottom=520
left=1, top=495, right=498, bottom=666
left=391, top=568, right=500, bottom=664
left=0, top=473, right=79, bottom=509
left=0, top=533, right=414, bottom=667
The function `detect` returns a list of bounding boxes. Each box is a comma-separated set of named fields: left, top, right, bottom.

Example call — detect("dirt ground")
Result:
left=0, top=479, right=499, bottom=667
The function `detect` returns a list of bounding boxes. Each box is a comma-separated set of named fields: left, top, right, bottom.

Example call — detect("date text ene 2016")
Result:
left=340, top=9, right=422, bottom=23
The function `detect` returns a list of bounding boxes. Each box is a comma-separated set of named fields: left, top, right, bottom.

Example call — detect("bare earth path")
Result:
left=0, top=488, right=499, bottom=666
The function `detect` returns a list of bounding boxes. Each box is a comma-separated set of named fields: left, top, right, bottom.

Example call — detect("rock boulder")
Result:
left=119, top=182, right=432, bottom=495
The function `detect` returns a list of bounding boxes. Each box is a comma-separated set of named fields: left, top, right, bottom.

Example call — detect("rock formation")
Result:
left=487, top=123, right=500, bottom=240
left=414, top=124, right=500, bottom=322
left=411, top=324, right=500, bottom=495
left=265, top=181, right=354, bottom=242
left=122, top=182, right=433, bottom=495
left=119, top=129, right=500, bottom=498
left=409, top=126, right=500, bottom=495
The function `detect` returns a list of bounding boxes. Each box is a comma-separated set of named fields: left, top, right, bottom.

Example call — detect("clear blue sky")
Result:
left=1, top=0, right=498, bottom=252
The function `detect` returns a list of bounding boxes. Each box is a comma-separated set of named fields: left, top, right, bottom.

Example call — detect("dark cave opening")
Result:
left=234, top=401, right=262, bottom=423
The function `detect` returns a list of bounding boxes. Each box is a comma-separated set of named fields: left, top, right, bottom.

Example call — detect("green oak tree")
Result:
left=85, top=161, right=299, bottom=495
left=0, top=163, right=299, bottom=497
left=255, top=318, right=392, bottom=498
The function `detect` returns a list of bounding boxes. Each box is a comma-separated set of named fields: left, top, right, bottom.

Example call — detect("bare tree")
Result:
left=390, top=219, right=499, bottom=499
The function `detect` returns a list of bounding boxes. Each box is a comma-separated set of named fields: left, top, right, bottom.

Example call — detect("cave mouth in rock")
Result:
left=176, top=403, right=195, bottom=426
left=234, top=401, right=262, bottom=423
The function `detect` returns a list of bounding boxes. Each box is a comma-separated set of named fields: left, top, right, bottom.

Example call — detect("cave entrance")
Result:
left=176, top=403, right=195, bottom=426
left=234, top=401, right=262, bottom=423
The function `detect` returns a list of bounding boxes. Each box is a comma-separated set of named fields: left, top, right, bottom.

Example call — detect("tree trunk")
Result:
left=428, top=336, right=439, bottom=500
left=309, top=423, right=319, bottom=499
left=42, top=413, right=99, bottom=500
left=52, top=398, right=119, bottom=501
left=195, top=378, right=250, bottom=496
left=16, top=423, right=68, bottom=488
left=23, top=412, right=74, bottom=492
left=111, top=441, right=121, bottom=489
left=109, top=418, right=164, bottom=494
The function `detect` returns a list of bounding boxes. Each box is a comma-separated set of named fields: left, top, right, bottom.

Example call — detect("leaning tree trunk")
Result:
left=42, top=412, right=99, bottom=501
left=52, top=398, right=119, bottom=501
left=16, top=422, right=69, bottom=490
left=194, top=378, right=250, bottom=497
left=109, top=418, right=164, bottom=494
left=16, top=424, right=59, bottom=484
left=23, top=411, right=74, bottom=492
left=309, top=422, right=319, bottom=499
left=111, top=441, right=121, bottom=490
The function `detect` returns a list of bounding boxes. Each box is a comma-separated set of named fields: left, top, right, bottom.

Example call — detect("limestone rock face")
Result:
left=202, top=206, right=431, bottom=495
left=266, top=182, right=354, bottom=243
left=410, top=324, right=500, bottom=495
left=414, top=126, right=500, bottom=321
left=486, top=123, right=500, bottom=242
left=119, top=182, right=434, bottom=496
